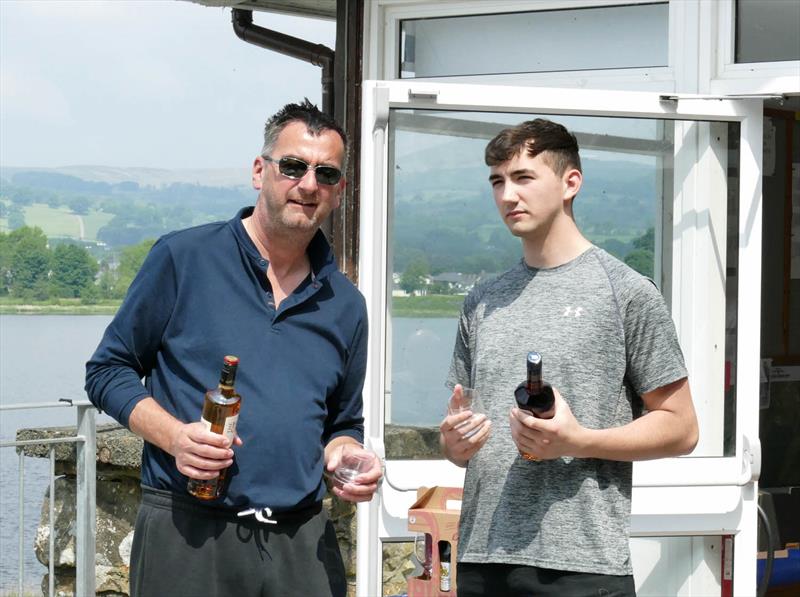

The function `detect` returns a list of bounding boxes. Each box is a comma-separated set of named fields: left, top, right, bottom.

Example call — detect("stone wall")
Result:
left=17, top=423, right=438, bottom=596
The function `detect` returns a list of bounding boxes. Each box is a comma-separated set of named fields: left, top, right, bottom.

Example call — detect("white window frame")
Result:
left=366, top=0, right=677, bottom=91
left=356, top=79, right=763, bottom=597
left=709, top=0, right=800, bottom=95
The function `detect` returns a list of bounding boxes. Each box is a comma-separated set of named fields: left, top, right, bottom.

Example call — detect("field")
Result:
left=0, top=297, right=120, bottom=314
left=0, top=202, right=113, bottom=241
left=391, top=294, right=465, bottom=318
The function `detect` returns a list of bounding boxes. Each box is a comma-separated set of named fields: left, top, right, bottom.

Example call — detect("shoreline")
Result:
left=0, top=304, right=120, bottom=315
left=0, top=295, right=466, bottom=317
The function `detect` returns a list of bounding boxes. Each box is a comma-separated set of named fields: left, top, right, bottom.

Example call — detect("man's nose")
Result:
left=499, top=183, right=518, bottom=203
left=297, top=168, right=319, bottom=192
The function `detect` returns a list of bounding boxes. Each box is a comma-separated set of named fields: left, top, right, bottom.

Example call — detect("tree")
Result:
left=400, top=255, right=430, bottom=295
left=51, top=243, right=98, bottom=298
left=624, top=249, right=654, bottom=278
left=68, top=197, right=91, bottom=215
left=7, top=227, right=51, bottom=299
left=624, top=227, right=655, bottom=278
left=7, top=205, right=25, bottom=230
left=111, top=238, right=156, bottom=298
left=0, top=232, right=11, bottom=295
left=46, top=195, right=63, bottom=209
left=632, top=227, right=655, bottom=251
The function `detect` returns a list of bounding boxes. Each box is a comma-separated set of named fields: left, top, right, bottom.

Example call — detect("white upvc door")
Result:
left=356, top=80, right=762, bottom=597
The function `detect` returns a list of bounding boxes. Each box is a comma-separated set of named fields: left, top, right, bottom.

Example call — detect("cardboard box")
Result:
left=407, top=486, right=463, bottom=596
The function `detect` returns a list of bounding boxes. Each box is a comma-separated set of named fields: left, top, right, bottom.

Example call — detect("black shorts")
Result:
left=130, top=486, right=346, bottom=597
left=457, top=562, right=636, bottom=597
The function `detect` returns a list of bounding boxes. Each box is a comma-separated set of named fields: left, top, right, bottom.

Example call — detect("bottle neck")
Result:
left=526, top=372, right=543, bottom=395
left=218, top=382, right=236, bottom=398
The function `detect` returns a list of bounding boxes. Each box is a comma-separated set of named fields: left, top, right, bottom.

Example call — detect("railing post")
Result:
left=76, top=404, right=96, bottom=595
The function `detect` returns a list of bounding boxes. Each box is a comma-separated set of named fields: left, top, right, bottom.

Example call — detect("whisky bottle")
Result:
left=513, top=351, right=555, bottom=419
left=438, top=540, right=451, bottom=592
left=187, top=355, right=241, bottom=500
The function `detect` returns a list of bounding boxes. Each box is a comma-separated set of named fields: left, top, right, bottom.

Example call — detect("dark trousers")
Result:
left=457, top=562, right=636, bottom=597
left=130, top=486, right=346, bottom=597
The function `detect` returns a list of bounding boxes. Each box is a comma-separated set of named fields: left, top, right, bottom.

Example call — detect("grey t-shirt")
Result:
left=447, top=246, right=687, bottom=575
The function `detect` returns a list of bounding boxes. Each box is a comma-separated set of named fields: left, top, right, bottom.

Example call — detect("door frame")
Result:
left=356, top=79, right=763, bottom=596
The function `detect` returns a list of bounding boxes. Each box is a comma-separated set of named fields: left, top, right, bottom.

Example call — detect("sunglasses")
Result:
left=263, top=156, right=342, bottom=185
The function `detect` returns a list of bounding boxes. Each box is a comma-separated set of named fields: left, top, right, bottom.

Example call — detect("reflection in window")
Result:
left=630, top=536, right=723, bottom=594
left=384, top=110, right=738, bottom=461
left=736, top=0, right=800, bottom=63
left=399, top=3, right=668, bottom=78
left=385, top=535, right=724, bottom=595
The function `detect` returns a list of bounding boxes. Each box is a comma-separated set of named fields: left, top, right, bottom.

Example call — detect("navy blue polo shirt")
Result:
left=85, top=207, right=367, bottom=512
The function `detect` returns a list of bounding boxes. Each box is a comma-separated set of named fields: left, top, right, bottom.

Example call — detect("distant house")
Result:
left=429, top=272, right=479, bottom=294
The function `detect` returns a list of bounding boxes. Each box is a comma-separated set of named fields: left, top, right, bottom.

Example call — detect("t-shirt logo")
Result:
left=563, top=306, right=584, bottom=318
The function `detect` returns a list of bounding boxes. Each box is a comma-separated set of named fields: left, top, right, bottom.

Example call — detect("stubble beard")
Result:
left=262, top=191, right=322, bottom=238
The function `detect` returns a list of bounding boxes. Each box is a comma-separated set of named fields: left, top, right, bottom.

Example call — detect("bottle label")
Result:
left=439, top=562, right=450, bottom=592
left=199, top=414, right=239, bottom=442
left=222, top=414, right=239, bottom=441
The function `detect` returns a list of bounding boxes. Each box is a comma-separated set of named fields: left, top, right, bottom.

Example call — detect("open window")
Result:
left=357, top=80, right=763, bottom=596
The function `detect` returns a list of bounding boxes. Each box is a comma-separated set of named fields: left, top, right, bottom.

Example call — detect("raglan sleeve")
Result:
left=446, top=291, right=476, bottom=391
left=624, top=279, right=689, bottom=396
left=84, top=238, right=177, bottom=428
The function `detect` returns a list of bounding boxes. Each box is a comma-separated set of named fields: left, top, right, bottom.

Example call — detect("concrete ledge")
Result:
left=15, top=423, right=434, bottom=596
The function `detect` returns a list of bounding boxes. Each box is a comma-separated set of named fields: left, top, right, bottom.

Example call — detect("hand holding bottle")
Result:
left=510, top=386, right=588, bottom=461
left=187, top=355, right=243, bottom=499
left=514, top=351, right=555, bottom=419
left=173, top=421, right=242, bottom=481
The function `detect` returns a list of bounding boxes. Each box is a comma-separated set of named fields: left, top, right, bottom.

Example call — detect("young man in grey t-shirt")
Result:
left=440, top=119, right=699, bottom=596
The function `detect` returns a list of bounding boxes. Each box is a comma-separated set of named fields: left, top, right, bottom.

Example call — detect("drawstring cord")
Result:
left=237, top=507, right=277, bottom=525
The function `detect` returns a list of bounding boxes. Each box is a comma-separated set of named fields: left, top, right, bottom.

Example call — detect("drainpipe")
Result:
left=232, top=8, right=334, bottom=116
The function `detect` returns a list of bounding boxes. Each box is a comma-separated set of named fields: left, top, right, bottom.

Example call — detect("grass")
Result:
left=81, top=209, right=115, bottom=240
left=21, top=204, right=80, bottom=237
left=391, top=294, right=465, bottom=318
left=0, top=295, right=466, bottom=317
left=0, top=297, right=121, bottom=315
left=0, top=203, right=114, bottom=241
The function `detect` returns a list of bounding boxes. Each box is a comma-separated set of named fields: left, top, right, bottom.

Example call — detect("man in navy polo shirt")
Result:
left=86, top=100, right=380, bottom=597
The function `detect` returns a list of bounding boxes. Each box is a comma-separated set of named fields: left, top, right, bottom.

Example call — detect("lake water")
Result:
left=389, top=317, right=459, bottom=426
left=0, top=313, right=458, bottom=593
left=0, top=315, right=113, bottom=594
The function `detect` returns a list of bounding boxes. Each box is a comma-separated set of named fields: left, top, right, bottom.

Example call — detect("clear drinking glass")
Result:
left=332, top=447, right=376, bottom=489
left=448, top=387, right=486, bottom=438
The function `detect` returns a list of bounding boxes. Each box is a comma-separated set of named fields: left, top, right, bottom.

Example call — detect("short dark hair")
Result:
left=261, top=98, right=348, bottom=168
left=485, top=118, right=581, bottom=175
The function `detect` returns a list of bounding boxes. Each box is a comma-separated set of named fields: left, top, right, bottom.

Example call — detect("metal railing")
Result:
left=0, top=400, right=96, bottom=596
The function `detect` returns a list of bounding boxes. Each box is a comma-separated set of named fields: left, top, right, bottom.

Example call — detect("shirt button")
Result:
left=259, top=259, right=266, bottom=267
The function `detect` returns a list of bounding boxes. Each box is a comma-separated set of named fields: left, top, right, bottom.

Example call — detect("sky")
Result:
left=0, top=0, right=336, bottom=169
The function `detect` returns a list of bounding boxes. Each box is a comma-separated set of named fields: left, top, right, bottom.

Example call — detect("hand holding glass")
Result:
left=448, top=386, right=486, bottom=439
left=332, top=447, right=376, bottom=489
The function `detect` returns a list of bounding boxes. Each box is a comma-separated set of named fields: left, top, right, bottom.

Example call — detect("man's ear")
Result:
left=252, top=156, right=265, bottom=190
left=563, top=168, right=582, bottom=201
left=333, top=178, right=346, bottom=209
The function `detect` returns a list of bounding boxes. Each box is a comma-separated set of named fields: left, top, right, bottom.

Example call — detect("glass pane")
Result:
left=736, top=0, right=800, bottom=63
left=399, top=3, right=668, bottom=78
left=382, top=536, right=724, bottom=594
left=384, top=109, right=740, bottom=461
left=631, top=536, right=723, bottom=595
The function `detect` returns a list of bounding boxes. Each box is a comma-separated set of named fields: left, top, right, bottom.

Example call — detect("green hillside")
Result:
left=0, top=202, right=114, bottom=240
